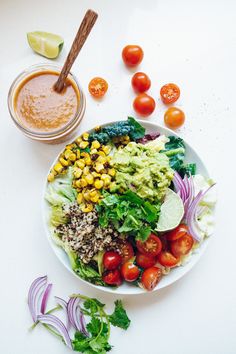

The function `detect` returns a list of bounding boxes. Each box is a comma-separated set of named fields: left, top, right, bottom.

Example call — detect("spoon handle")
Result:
left=54, top=9, right=98, bottom=92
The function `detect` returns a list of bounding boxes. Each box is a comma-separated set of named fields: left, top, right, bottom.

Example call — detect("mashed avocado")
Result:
left=110, top=142, right=174, bottom=201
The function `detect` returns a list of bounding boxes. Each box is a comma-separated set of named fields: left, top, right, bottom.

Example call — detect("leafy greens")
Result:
left=96, top=190, right=160, bottom=242
left=161, top=136, right=196, bottom=176
left=88, top=117, right=145, bottom=144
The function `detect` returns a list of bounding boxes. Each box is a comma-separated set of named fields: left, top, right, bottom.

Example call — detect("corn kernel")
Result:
left=98, top=150, right=106, bottom=157
left=94, top=163, right=104, bottom=173
left=97, top=156, right=107, bottom=164
left=82, top=132, right=89, bottom=141
left=68, top=153, right=77, bottom=162
left=90, top=148, right=98, bottom=154
left=85, top=174, right=94, bottom=185
left=65, top=144, right=74, bottom=150
left=54, top=162, right=63, bottom=173
left=59, top=157, right=68, bottom=167
left=73, top=167, right=83, bottom=178
left=79, top=141, right=89, bottom=149
left=83, top=190, right=91, bottom=202
left=94, top=179, right=104, bottom=189
left=89, top=189, right=98, bottom=198
left=102, top=145, right=111, bottom=155
left=92, top=171, right=101, bottom=178
left=90, top=195, right=100, bottom=203
left=108, top=168, right=116, bottom=177
left=83, top=166, right=90, bottom=175
left=101, top=174, right=111, bottom=186
left=76, top=150, right=81, bottom=159
left=95, top=126, right=101, bottom=132
left=81, top=203, right=93, bottom=212
left=75, top=180, right=82, bottom=188
left=81, top=152, right=89, bottom=158
left=47, top=172, right=55, bottom=182
left=76, top=159, right=85, bottom=169
left=91, top=140, right=101, bottom=149
left=75, top=137, right=82, bottom=144
left=80, top=178, right=88, bottom=187
left=85, top=157, right=92, bottom=166
left=77, top=193, right=84, bottom=204
left=64, top=149, right=72, bottom=159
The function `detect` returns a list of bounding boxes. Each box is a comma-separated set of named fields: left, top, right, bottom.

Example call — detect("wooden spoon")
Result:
left=54, top=9, right=98, bottom=93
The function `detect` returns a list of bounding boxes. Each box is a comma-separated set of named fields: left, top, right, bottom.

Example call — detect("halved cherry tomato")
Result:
left=103, top=251, right=122, bottom=270
left=133, top=93, right=156, bottom=116
left=164, top=107, right=185, bottom=129
left=141, top=266, right=162, bottom=291
left=136, top=252, right=156, bottom=269
left=136, top=234, right=162, bottom=257
left=88, top=77, right=108, bottom=98
left=170, top=234, right=194, bottom=257
left=160, top=83, right=180, bottom=104
left=102, top=269, right=122, bottom=286
left=131, top=72, right=151, bottom=93
left=121, top=261, right=140, bottom=282
left=122, top=45, right=144, bottom=67
left=119, top=241, right=134, bottom=263
left=157, top=251, right=179, bottom=268
left=166, top=224, right=189, bottom=241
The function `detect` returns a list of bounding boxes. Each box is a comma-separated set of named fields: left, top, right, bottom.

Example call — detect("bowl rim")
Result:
left=42, top=119, right=213, bottom=295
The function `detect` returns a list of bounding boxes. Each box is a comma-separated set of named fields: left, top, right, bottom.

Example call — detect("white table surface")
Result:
left=0, top=0, right=235, bottom=353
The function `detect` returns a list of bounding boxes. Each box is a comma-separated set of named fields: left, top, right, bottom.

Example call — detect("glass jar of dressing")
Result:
left=8, top=64, right=86, bottom=144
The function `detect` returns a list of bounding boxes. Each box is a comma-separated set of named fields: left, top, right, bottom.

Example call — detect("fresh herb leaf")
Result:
left=109, top=300, right=131, bottom=330
left=87, top=317, right=102, bottom=336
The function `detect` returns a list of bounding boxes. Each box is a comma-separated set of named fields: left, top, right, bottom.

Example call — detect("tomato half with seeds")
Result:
left=170, top=234, right=194, bottom=257
left=166, top=224, right=189, bottom=241
left=102, top=269, right=122, bottom=286
left=119, top=241, right=134, bottom=263
left=160, top=83, right=180, bottom=104
left=121, top=261, right=140, bottom=282
left=88, top=77, right=108, bottom=98
left=136, top=234, right=162, bottom=257
left=157, top=251, right=179, bottom=268
left=136, top=252, right=156, bottom=269
left=141, top=266, right=162, bottom=291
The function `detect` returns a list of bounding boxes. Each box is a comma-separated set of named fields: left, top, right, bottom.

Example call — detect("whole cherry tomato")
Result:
left=103, top=251, right=122, bottom=270
left=164, top=107, right=185, bottom=129
left=133, top=93, right=156, bottom=116
left=131, top=72, right=151, bottom=93
left=102, top=269, right=122, bottom=286
left=122, top=45, right=144, bottom=67
left=121, top=261, right=140, bottom=282
left=136, top=252, right=156, bottom=269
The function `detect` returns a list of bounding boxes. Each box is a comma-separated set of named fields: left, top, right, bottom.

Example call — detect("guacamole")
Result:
left=110, top=142, right=174, bottom=201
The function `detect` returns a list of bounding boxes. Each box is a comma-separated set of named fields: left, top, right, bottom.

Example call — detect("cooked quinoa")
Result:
left=55, top=203, right=124, bottom=263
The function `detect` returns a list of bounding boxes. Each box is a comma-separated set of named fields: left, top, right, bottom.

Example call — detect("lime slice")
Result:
left=156, top=188, right=184, bottom=232
left=27, top=31, right=64, bottom=59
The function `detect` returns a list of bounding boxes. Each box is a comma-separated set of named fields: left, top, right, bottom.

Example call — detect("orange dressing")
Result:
left=14, top=71, right=80, bottom=132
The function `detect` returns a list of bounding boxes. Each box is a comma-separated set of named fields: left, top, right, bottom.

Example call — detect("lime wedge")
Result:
left=156, top=188, right=184, bottom=232
left=27, top=31, right=64, bottom=59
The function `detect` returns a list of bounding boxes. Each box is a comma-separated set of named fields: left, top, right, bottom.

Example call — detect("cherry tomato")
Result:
left=136, top=234, right=162, bottom=257
left=166, top=224, right=189, bottom=242
left=103, top=251, right=122, bottom=270
left=157, top=251, right=179, bottom=268
left=141, top=266, right=162, bottom=291
left=122, top=45, right=144, bottom=67
left=119, top=241, right=134, bottom=263
left=133, top=93, right=156, bottom=116
left=160, top=83, right=180, bottom=104
left=102, top=269, right=122, bottom=286
left=136, top=252, right=156, bottom=269
left=164, top=107, right=185, bottom=129
left=88, top=77, right=108, bottom=98
left=131, top=72, right=151, bottom=93
left=170, top=234, right=194, bottom=258
left=121, top=261, right=140, bottom=282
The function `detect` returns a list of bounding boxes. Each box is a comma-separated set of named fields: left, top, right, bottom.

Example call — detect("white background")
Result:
left=0, top=0, right=235, bottom=353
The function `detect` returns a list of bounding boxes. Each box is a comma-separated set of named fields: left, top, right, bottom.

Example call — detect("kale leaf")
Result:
left=88, top=117, right=145, bottom=144
left=109, top=300, right=131, bottom=330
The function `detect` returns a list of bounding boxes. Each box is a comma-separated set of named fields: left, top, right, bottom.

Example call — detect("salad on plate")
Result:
left=45, top=118, right=216, bottom=291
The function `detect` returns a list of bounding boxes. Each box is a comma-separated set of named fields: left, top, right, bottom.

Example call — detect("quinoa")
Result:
left=55, top=203, right=124, bottom=263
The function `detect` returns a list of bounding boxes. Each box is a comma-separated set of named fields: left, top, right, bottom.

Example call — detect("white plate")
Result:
left=42, top=120, right=212, bottom=295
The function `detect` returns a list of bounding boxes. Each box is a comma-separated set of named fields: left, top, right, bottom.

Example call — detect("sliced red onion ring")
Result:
left=28, top=276, right=47, bottom=322
left=67, top=297, right=88, bottom=336
left=55, top=296, right=70, bottom=330
left=41, top=283, right=52, bottom=314
left=37, top=314, right=72, bottom=349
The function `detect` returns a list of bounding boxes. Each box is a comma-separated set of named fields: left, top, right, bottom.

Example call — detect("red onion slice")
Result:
left=55, top=296, right=70, bottom=330
left=37, top=314, right=72, bottom=349
left=41, top=283, right=52, bottom=314
left=28, top=276, right=47, bottom=322
left=67, top=297, right=88, bottom=336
